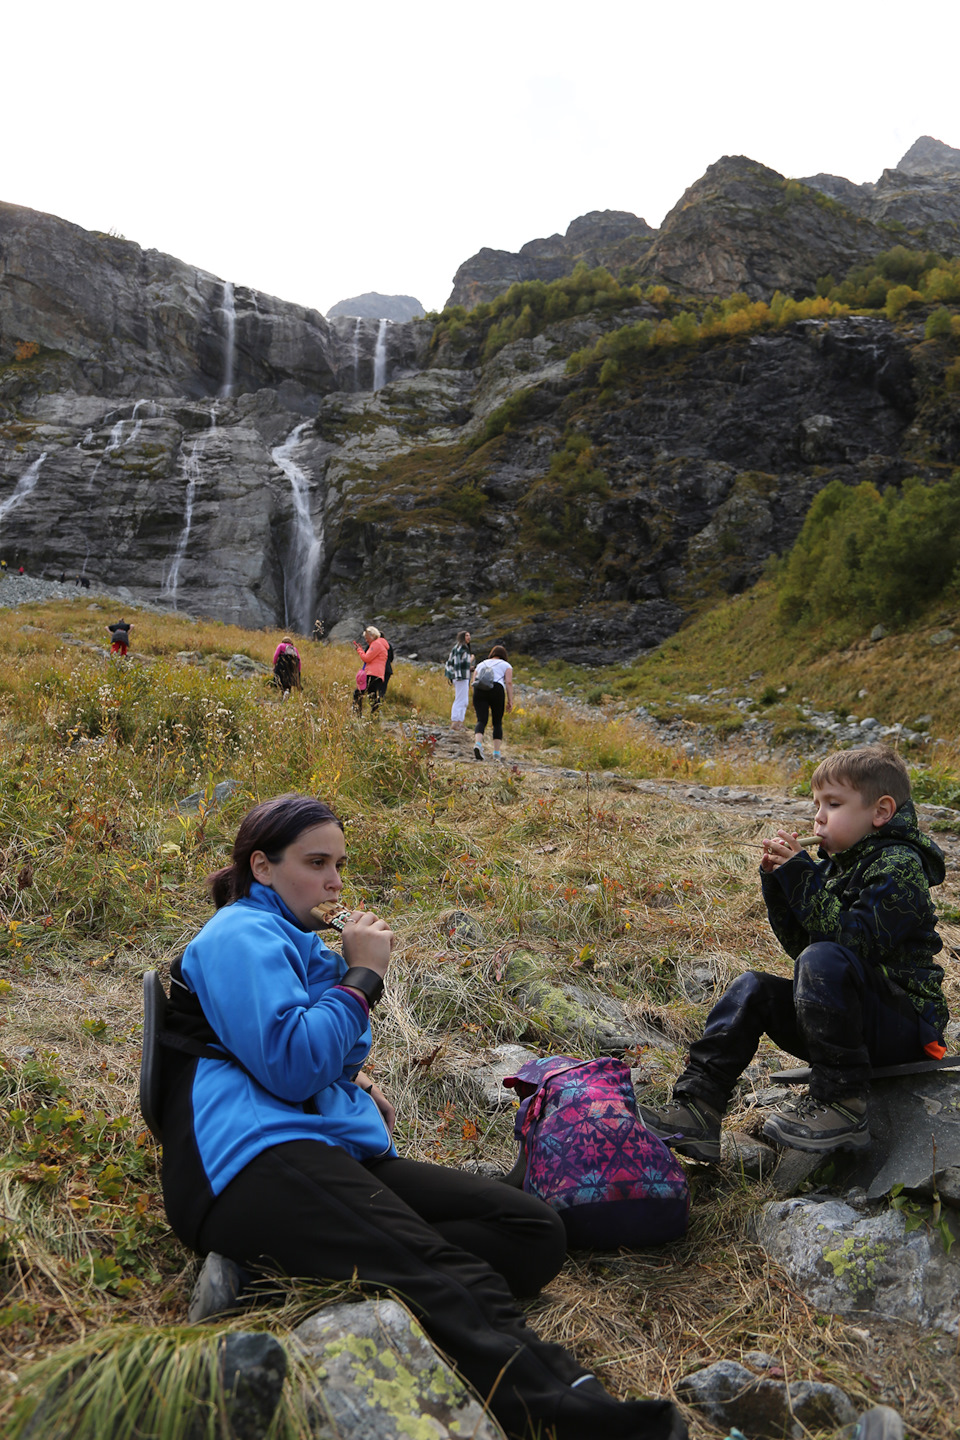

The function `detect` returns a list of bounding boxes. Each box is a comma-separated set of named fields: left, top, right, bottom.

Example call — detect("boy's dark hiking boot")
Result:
left=762, top=1093, right=869, bottom=1153
left=637, top=1097, right=722, bottom=1162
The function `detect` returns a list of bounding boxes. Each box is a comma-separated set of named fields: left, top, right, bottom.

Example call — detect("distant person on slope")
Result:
left=273, top=636, right=302, bottom=700
left=108, top=618, right=132, bottom=656
left=445, top=630, right=474, bottom=729
left=353, top=626, right=389, bottom=716
left=473, top=644, right=513, bottom=762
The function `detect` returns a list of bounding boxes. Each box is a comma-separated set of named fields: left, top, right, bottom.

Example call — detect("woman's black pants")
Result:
left=353, top=677, right=385, bottom=716
left=195, top=1142, right=683, bottom=1440
left=473, top=683, right=505, bottom=740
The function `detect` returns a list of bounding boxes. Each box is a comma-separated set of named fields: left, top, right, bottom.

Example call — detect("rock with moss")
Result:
left=294, top=1298, right=504, bottom=1439
left=504, top=952, right=668, bottom=1054
left=754, top=1197, right=960, bottom=1335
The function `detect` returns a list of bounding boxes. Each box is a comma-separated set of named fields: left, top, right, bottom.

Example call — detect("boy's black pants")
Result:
left=674, top=942, right=940, bottom=1109
left=196, top=1141, right=684, bottom=1440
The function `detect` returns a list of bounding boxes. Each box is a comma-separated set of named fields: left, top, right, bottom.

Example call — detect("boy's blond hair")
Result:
left=811, top=746, right=911, bottom=808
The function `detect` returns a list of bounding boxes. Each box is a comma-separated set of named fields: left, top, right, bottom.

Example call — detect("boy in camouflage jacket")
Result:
left=641, top=746, right=949, bottom=1158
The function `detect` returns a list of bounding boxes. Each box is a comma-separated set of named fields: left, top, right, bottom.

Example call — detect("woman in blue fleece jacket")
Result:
left=158, top=793, right=684, bottom=1440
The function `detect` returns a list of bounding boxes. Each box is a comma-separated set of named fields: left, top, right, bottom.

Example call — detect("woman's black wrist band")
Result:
left=340, top=967, right=385, bottom=1008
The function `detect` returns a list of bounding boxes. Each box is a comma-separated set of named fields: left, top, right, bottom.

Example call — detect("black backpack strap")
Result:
left=162, top=953, right=318, bottom=1113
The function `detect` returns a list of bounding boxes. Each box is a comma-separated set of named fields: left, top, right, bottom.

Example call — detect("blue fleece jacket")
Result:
left=177, top=882, right=395, bottom=1199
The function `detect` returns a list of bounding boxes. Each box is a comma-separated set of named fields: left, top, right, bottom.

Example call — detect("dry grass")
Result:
left=0, top=597, right=958, bottom=1435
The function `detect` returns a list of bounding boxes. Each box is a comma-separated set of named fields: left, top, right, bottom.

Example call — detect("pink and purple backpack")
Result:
left=503, top=1056, right=689, bottom=1248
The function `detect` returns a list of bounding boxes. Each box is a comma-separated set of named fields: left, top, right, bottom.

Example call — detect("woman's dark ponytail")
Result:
left=207, top=794, right=343, bottom=908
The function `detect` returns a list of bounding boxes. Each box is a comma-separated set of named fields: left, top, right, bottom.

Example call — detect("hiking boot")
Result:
left=762, top=1092, right=869, bottom=1153
left=473, top=738, right=484, bottom=761
left=637, top=1096, right=723, bottom=1162
left=187, top=1252, right=246, bottom=1323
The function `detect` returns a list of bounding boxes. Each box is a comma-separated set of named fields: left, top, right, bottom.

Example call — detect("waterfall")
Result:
left=373, top=319, right=389, bottom=391
left=105, top=418, right=125, bottom=456
left=220, top=281, right=236, bottom=398
left=128, top=399, right=147, bottom=446
left=271, top=422, right=323, bottom=632
left=0, top=452, right=48, bottom=527
left=353, top=317, right=362, bottom=389
left=162, top=413, right=215, bottom=606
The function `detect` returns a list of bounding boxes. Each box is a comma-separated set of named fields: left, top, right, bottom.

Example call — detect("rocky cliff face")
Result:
left=446, top=211, right=657, bottom=309
left=636, top=157, right=888, bottom=301
left=309, top=311, right=948, bottom=662
left=1, top=137, right=958, bottom=661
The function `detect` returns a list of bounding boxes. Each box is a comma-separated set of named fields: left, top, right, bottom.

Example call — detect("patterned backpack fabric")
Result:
left=503, top=1056, right=690, bottom=1248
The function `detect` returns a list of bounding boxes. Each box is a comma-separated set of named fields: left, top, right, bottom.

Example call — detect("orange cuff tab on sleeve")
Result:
left=924, top=1041, right=947, bottom=1060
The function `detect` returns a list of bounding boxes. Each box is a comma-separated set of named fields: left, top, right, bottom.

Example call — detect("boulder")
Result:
left=504, top=953, right=668, bottom=1054
left=676, top=1357, right=857, bottom=1438
left=460, top=1043, right=540, bottom=1110
left=293, top=1298, right=503, bottom=1439
left=754, top=1197, right=960, bottom=1335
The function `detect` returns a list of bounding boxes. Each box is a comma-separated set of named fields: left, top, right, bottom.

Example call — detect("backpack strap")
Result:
left=161, top=955, right=259, bottom=1078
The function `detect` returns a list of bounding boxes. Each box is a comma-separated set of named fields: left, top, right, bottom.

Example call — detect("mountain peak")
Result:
left=896, top=135, right=960, bottom=178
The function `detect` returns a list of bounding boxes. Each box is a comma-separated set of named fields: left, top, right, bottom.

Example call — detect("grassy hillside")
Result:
left=0, top=596, right=958, bottom=1435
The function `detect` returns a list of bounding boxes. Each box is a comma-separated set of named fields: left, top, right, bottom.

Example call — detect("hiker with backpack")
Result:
left=472, top=644, right=513, bottom=761
left=108, top=618, right=132, bottom=656
left=272, top=636, right=302, bottom=699
left=156, top=793, right=686, bottom=1440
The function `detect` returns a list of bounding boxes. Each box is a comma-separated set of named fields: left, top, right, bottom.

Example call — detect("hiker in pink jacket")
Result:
left=353, top=626, right=389, bottom=716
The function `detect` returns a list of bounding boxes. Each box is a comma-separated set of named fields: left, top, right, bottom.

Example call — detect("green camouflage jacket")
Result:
left=760, top=799, right=948, bottom=1035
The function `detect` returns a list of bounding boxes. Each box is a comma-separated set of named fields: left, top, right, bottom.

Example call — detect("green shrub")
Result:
left=777, top=474, right=960, bottom=630
left=926, top=307, right=954, bottom=340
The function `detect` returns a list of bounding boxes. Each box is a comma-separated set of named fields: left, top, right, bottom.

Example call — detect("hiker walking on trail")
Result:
left=353, top=626, right=389, bottom=717
left=108, top=618, right=132, bottom=656
left=640, top=746, right=949, bottom=1161
left=272, top=636, right=302, bottom=699
left=444, top=631, right=474, bottom=728
left=472, top=644, right=513, bottom=762
left=155, top=793, right=686, bottom=1440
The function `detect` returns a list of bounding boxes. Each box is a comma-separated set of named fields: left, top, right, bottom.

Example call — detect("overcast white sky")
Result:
left=5, top=0, right=958, bottom=316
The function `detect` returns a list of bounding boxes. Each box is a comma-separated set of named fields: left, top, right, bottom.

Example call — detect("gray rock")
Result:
left=460, top=1043, right=540, bottom=1110
left=209, top=1333, right=287, bottom=1440
left=676, top=1358, right=857, bottom=1438
left=293, top=1298, right=503, bottom=1439
left=178, top=778, right=238, bottom=813
left=870, top=624, right=887, bottom=641
left=929, top=630, right=955, bottom=646
left=504, top=953, right=667, bottom=1053
left=754, top=1197, right=960, bottom=1334
left=438, top=910, right=485, bottom=950
left=721, top=1130, right=778, bottom=1179
left=838, top=1070, right=960, bottom=1201
left=676, top=956, right=717, bottom=1002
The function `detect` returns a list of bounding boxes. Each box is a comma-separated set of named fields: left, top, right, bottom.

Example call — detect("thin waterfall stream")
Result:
left=162, top=411, right=216, bottom=607
left=373, top=319, right=389, bottom=391
left=220, top=281, right=236, bottom=398
left=271, top=422, right=323, bottom=632
left=0, top=452, right=48, bottom=528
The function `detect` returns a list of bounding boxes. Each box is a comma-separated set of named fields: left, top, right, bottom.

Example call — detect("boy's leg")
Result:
left=763, top=941, right=932, bottom=1152
left=639, top=971, right=799, bottom=1159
